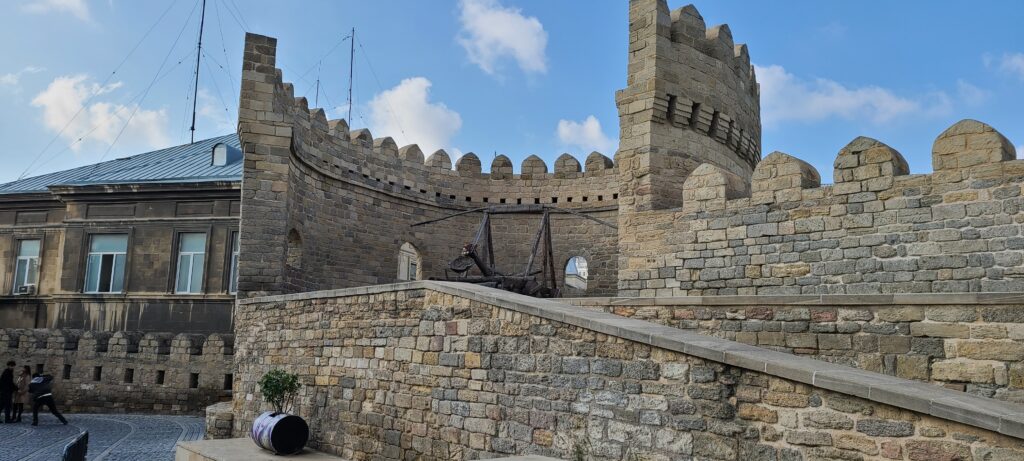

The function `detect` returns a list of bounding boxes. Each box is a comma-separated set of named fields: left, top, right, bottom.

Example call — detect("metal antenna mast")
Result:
left=189, top=0, right=207, bottom=144
left=347, top=27, right=355, bottom=123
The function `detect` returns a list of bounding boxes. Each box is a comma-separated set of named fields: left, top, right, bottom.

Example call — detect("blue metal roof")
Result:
left=0, top=134, right=242, bottom=195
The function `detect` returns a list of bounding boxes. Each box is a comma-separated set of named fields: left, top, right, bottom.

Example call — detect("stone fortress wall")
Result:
left=0, top=328, right=232, bottom=414
left=568, top=294, right=1024, bottom=404
left=229, top=282, right=1024, bottom=461
left=236, top=34, right=622, bottom=299
left=618, top=121, right=1024, bottom=297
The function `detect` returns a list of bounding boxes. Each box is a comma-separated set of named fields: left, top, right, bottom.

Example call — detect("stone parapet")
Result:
left=0, top=328, right=233, bottom=414
left=568, top=294, right=1024, bottom=403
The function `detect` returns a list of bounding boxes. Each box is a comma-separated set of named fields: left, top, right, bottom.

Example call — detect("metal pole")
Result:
left=189, top=0, right=207, bottom=144
left=347, top=27, right=355, bottom=123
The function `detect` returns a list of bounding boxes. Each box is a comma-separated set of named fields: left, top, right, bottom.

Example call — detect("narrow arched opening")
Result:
left=398, top=242, right=421, bottom=281
left=564, top=256, right=588, bottom=294
left=286, top=229, right=302, bottom=270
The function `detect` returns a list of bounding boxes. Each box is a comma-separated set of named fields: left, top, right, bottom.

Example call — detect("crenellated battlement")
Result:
left=622, top=118, right=1024, bottom=296
left=618, top=0, right=761, bottom=211
left=0, top=328, right=233, bottom=414
left=0, top=328, right=233, bottom=360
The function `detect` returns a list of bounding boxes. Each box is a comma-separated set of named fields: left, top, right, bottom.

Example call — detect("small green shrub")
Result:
left=258, top=369, right=301, bottom=414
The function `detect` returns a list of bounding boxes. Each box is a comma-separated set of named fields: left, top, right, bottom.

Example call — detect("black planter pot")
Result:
left=251, top=411, right=310, bottom=455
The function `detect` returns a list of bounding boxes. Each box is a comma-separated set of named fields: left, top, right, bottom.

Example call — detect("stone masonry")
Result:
left=568, top=294, right=1024, bottom=403
left=0, top=328, right=233, bottom=414
left=230, top=282, right=1024, bottom=461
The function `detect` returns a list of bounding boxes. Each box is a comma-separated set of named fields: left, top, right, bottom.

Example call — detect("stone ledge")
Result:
left=568, top=293, right=1024, bottom=306
left=240, top=281, right=1024, bottom=440
left=175, top=438, right=343, bottom=460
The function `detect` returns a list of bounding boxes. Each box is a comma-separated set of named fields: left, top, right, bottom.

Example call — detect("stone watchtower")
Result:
left=616, top=0, right=761, bottom=212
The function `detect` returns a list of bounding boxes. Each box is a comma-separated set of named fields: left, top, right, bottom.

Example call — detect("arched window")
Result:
left=398, top=242, right=420, bottom=281
left=286, top=229, right=302, bottom=269
left=564, top=256, right=588, bottom=291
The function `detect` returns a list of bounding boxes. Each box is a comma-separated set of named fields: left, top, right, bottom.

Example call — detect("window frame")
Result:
left=174, top=231, right=209, bottom=294
left=11, top=237, right=43, bottom=294
left=82, top=233, right=130, bottom=294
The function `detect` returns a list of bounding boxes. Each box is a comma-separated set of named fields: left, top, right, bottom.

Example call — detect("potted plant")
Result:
left=250, top=369, right=309, bottom=455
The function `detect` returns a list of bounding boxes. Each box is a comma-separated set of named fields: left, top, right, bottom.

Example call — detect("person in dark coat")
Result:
left=0, top=360, right=15, bottom=423
left=29, top=373, right=67, bottom=426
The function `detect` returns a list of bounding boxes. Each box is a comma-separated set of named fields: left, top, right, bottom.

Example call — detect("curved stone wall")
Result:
left=237, top=34, right=619, bottom=298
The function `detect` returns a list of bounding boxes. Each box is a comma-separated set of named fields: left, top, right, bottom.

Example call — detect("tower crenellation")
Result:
left=618, top=0, right=760, bottom=212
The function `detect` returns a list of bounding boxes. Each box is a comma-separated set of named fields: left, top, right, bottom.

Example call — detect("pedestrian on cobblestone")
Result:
left=0, top=360, right=15, bottom=423
left=29, top=373, right=67, bottom=426
left=14, top=365, right=30, bottom=423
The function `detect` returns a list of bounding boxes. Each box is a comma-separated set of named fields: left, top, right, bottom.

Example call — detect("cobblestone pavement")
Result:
left=0, top=414, right=204, bottom=461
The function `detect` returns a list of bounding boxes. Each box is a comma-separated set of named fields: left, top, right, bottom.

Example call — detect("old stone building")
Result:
left=0, top=134, right=241, bottom=333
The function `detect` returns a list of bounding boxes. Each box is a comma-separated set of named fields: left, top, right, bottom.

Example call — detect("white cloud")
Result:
left=31, top=74, right=170, bottom=153
left=557, top=115, right=615, bottom=153
left=1018, top=145, right=1024, bottom=160
left=22, top=0, right=90, bottom=21
left=457, top=0, right=547, bottom=75
left=0, top=66, right=44, bottom=87
left=956, top=79, right=990, bottom=106
left=993, top=52, right=1024, bottom=80
left=755, top=64, right=951, bottom=127
left=197, top=88, right=235, bottom=134
left=367, top=77, right=462, bottom=155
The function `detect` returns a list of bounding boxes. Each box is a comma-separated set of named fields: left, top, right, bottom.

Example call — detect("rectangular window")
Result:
left=13, top=239, right=41, bottom=294
left=156, top=370, right=165, bottom=385
left=189, top=373, right=199, bottom=389
left=62, top=364, right=72, bottom=380
left=175, top=233, right=207, bottom=294
left=229, top=231, right=240, bottom=294
left=84, top=234, right=128, bottom=293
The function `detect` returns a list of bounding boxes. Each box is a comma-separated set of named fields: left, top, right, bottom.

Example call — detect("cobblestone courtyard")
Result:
left=0, top=414, right=203, bottom=460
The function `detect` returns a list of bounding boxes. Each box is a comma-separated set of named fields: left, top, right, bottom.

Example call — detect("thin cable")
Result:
left=225, top=0, right=251, bottom=32
left=211, top=0, right=238, bottom=102
left=94, top=0, right=202, bottom=166
left=202, top=52, right=234, bottom=128
left=357, top=38, right=406, bottom=137
left=25, top=50, right=194, bottom=177
left=18, top=0, right=181, bottom=180
left=219, top=0, right=247, bottom=32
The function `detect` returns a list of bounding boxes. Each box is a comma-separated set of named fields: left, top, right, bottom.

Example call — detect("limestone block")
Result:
left=397, top=144, right=424, bottom=163
left=490, top=155, right=513, bottom=179
left=751, top=151, right=820, bottom=204
left=585, top=152, right=614, bottom=172
left=554, top=153, right=582, bottom=176
left=349, top=128, right=373, bottom=148
left=521, top=155, right=548, bottom=178
left=669, top=4, right=705, bottom=42
left=682, top=163, right=750, bottom=213
left=833, top=137, right=908, bottom=193
left=932, top=119, right=1014, bottom=171
left=425, top=149, right=452, bottom=170
left=327, top=119, right=349, bottom=141
left=455, top=153, right=482, bottom=177
left=372, top=137, right=398, bottom=157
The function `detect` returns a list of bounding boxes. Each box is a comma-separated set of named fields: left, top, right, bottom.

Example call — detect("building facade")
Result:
left=0, top=135, right=242, bottom=333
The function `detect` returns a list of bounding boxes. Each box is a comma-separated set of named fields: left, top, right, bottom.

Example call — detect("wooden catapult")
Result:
left=412, top=204, right=616, bottom=298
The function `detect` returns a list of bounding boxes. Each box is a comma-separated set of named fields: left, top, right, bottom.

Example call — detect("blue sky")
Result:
left=1, top=0, right=1022, bottom=184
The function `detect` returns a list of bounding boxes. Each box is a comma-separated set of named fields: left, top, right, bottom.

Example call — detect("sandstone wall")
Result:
left=619, top=121, right=1024, bottom=296
left=617, top=0, right=760, bottom=212
left=237, top=34, right=619, bottom=299
left=0, top=328, right=233, bottom=414
left=231, top=282, right=1024, bottom=460
left=569, top=294, right=1024, bottom=403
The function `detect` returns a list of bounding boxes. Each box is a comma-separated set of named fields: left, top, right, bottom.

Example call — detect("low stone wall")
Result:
left=567, top=294, right=1024, bottom=404
left=232, top=282, right=1024, bottom=460
left=0, top=328, right=233, bottom=414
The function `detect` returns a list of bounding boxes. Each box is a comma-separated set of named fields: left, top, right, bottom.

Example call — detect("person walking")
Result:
left=0, top=360, right=15, bottom=423
left=14, top=365, right=30, bottom=423
left=29, top=373, right=67, bottom=426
